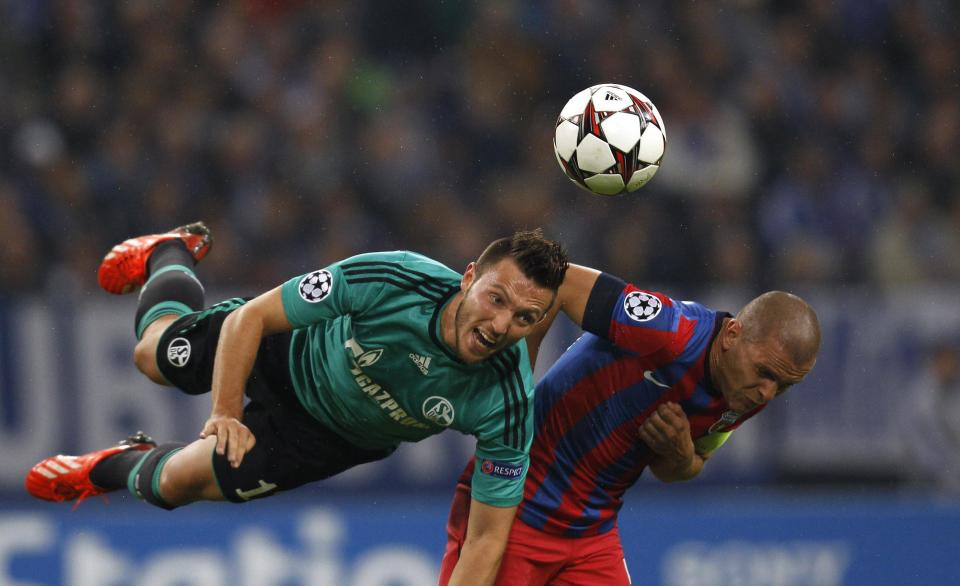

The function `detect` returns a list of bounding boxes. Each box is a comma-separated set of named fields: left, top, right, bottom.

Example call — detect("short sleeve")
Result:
left=581, top=272, right=678, bottom=357
left=469, top=353, right=535, bottom=507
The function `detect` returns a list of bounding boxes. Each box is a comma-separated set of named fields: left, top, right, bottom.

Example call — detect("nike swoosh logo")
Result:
left=643, top=370, right=670, bottom=388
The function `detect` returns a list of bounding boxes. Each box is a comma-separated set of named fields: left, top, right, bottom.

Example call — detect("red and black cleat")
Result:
left=97, top=222, right=213, bottom=294
left=25, top=432, right=156, bottom=507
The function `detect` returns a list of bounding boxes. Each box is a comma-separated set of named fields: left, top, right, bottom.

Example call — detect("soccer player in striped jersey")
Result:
left=25, top=223, right=568, bottom=586
left=439, top=264, right=821, bottom=585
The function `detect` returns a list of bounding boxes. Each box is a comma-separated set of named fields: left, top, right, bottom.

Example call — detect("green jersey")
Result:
left=280, top=251, right=534, bottom=506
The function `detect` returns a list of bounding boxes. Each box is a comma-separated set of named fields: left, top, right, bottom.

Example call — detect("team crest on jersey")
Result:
left=422, top=396, right=455, bottom=427
left=167, top=337, right=191, bottom=367
left=708, top=410, right=742, bottom=433
left=480, top=459, right=524, bottom=480
left=357, top=348, right=383, bottom=367
left=624, top=291, right=662, bottom=322
left=298, top=270, right=333, bottom=303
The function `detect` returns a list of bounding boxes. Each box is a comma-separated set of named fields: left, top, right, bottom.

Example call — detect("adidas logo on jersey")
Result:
left=409, top=353, right=431, bottom=375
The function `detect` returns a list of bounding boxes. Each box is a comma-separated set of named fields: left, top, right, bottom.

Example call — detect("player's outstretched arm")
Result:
left=202, top=286, right=292, bottom=468
left=640, top=402, right=708, bottom=482
left=447, top=500, right=517, bottom=586
left=523, top=263, right=602, bottom=367
left=555, top=263, right=601, bottom=327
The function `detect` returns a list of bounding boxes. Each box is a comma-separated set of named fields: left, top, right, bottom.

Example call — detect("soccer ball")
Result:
left=553, top=84, right=666, bottom=196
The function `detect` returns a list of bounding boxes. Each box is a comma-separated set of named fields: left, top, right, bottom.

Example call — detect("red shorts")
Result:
left=438, top=481, right=631, bottom=586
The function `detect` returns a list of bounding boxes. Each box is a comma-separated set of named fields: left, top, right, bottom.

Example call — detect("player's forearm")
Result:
left=649, top=452, right=705, bottom=483
left=209, top=306, right=263, bottom=418
left=448, top=537, right=506, bottom=586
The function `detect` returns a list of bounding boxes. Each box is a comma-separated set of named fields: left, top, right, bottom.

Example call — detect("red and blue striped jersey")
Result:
left=517, top=273, right=763, bottom=536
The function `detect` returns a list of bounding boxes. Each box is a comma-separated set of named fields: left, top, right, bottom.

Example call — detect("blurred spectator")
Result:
left=0, top=182, right=42, bottom=292
left=868, top=180, right=951, bottom=287
left=900, top=340, right=960, bottom=496
left=654, top=81, right=760, bottom=202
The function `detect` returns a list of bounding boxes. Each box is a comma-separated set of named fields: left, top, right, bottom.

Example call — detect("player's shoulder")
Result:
left=456, top=344, right=534, bottom=445
left=460, top=343, right=533, bottom=402
left=339, top=250, right=459, bottom=281
left=662, top=294, right=717, bottom=321
left=487, top=342, right=532, bottom=380
left=612, top=283, right=703, bottom=328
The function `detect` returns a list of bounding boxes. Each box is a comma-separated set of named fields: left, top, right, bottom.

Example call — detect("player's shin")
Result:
left=91, top=442, right=187, bottom=510
left=134, top=241, right=205, bottom=339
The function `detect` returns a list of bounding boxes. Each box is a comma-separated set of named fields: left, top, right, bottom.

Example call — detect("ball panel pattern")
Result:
left=584, top=174, right=626, bottom=196
left=554, top=119, right=580, bottom=162
left=575, top=133, right=616, bottom=174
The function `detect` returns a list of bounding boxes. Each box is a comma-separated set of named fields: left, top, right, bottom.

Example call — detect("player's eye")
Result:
left=490, top=294, right=502, bottom=305
left=516, top=313, right=535, bottom=325
left=777, top=382, right=795, bottom=395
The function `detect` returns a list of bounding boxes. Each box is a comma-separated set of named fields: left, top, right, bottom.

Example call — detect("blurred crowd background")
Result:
left=1, top=0, right=957, bottom=293
left=0, top=1, right=959, bottom=496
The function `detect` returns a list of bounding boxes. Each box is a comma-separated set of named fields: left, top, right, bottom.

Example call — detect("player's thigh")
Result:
left=551, top=532, right=631, bottom=586
left=494, top=521, right=568, bottom=586
left=212, top=402, right=395, bottom=503
left=495, top=546, right=556, bottom=586
left=551, top=560, right=631, bottom=586
left=155, top=297, right=250, bottom=395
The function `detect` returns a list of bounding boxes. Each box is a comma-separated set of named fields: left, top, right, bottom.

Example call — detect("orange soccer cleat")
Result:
left=25, top=432, right=156, bottom=506
left=97, top=222, right=213, bottom=294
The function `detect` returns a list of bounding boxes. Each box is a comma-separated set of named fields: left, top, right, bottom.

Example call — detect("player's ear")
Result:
left=461, top=262, right=477, bottom=292
left=721, top=318, right=741, bottom=350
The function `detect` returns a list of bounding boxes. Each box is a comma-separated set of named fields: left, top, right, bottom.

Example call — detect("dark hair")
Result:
left=475, top=228, right=568, bottom=291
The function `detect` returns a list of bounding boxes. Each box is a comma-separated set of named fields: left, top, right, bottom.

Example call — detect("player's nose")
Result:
left=758, top=380, right=777, bottom=404
left=490, top=309, right=511, bottom=335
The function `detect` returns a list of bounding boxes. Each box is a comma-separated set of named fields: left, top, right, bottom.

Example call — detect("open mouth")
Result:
left=474, top=328, right=497, bottom=349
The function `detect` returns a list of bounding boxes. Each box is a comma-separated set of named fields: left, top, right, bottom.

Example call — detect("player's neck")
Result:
left=439, top=292, right=464, bottom=351
left=706, top=317, right=729, bottom=392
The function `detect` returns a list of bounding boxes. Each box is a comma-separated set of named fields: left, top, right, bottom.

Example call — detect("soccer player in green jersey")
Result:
left=25, top=222, right=568, bottom=586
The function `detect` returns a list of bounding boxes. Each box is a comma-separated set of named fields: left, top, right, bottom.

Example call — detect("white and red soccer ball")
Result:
left=554, top=84, right=666, bottom=196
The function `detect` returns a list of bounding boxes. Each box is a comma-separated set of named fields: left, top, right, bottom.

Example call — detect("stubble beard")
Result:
left=452, top=293, right=468, bottom=360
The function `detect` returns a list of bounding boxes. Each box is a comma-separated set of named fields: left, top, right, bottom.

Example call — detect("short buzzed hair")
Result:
left=475, top=228, right=568, bottom=291
left=737, top=291, right=821, bottom=366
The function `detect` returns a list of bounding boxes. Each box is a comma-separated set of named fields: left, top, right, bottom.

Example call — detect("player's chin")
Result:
left=463, top=329, right=501, bottom=362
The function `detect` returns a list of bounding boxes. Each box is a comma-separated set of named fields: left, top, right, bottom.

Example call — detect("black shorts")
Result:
left=156, top=297, right=395, bottom=503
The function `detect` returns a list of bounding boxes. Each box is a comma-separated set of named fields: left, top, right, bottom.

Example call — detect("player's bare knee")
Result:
left=133, top=338, right=164, bottom=383
left=157, top=464, right=193, bottom=505
left=133, top=316, right=178, bottom=383
left=157, top=456, right=200, bottom=504
left=158, top=437, right=223, bottom=505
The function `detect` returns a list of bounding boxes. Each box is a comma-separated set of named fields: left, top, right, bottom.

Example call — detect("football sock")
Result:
left=127, top=443, right=186, bottom=510
left=89, top=449, right=147, bottom=490
left=134, top=241, right=205, bottom=339
left=89, top=443, right=186, bottom=509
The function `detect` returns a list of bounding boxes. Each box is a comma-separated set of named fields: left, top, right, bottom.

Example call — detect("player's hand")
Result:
left=200, top=415, right=256, bottom=468
left=638, top=402, right=695, bottom=467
